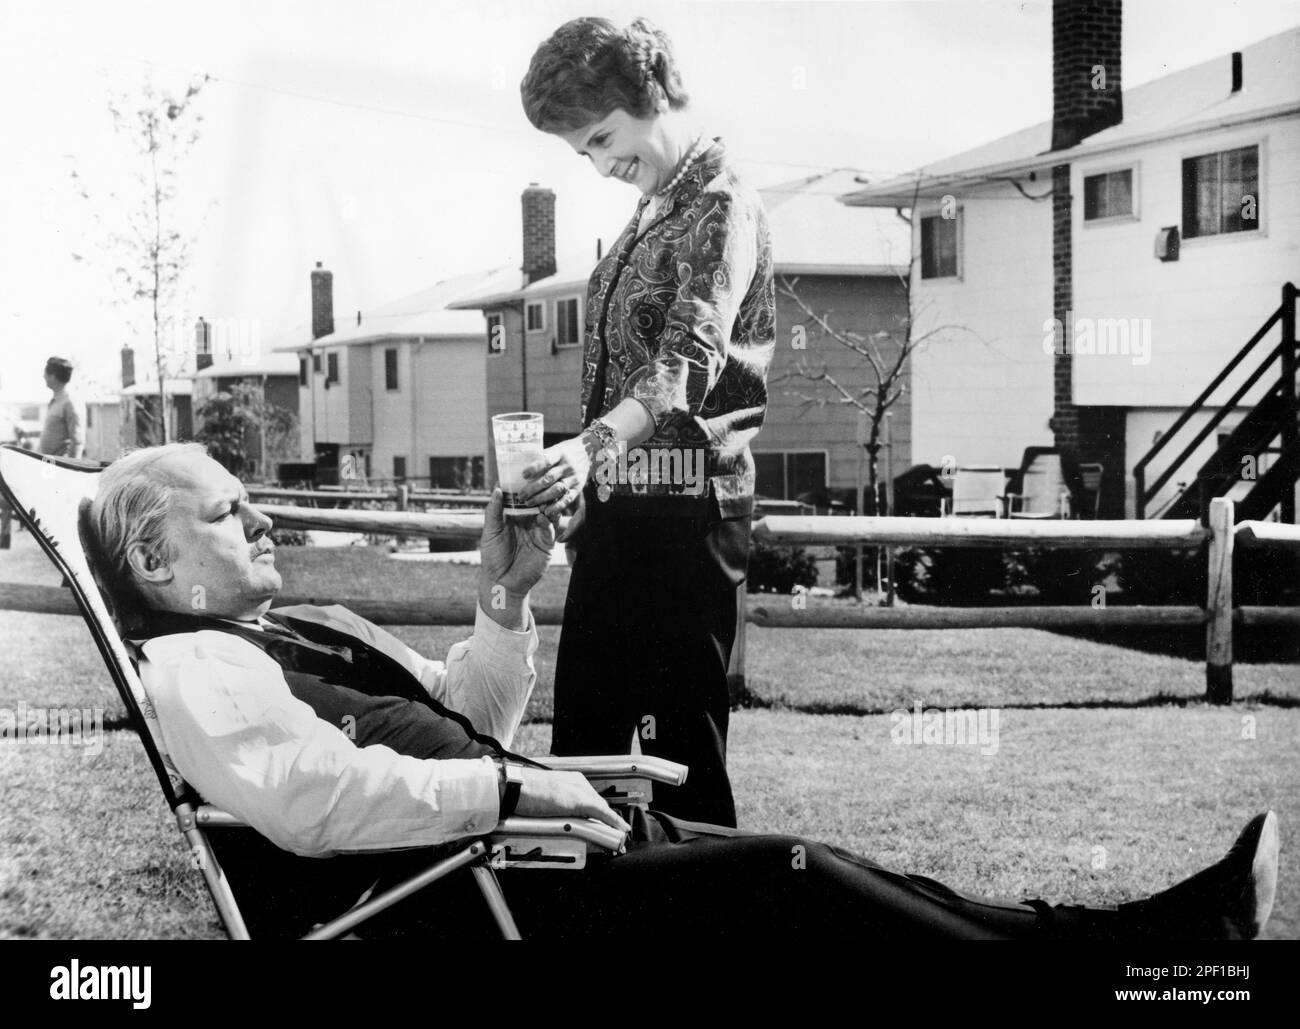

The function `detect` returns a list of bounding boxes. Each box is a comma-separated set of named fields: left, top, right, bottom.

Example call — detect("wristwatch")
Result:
left=497, top=760, right=524, bottom=819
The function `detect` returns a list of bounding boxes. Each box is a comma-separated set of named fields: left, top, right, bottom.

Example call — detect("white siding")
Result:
left=363, top=337, right=488, bottom=480
left=1073, top=116, right=1300, bottom=408
left=414, top=338, right=488, bottom=464
left=312, top=347, right=350, bottom=444
left=908, top=182, right=1055, bottom=470
left=370, top=343, right=408, bottom=476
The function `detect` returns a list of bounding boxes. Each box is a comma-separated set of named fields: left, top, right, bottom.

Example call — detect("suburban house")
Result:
left=840, top=2, right=1299, bottom=521
left=191, top=320, right=304, bottom=477
left=110, top=344, right=191, bottom=452
left=119, top=377, right=193, bottom=450
left=450, top=176, right=911, bottom=509
left=277, top=261, right=518, bottom=486
left=81, top=392, right=121, bottom=462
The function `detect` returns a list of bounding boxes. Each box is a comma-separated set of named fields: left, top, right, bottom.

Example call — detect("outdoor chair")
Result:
left=1077, top=462, right=1104, bottom=518
left=940, top=465, right=1007, bottom=517
left=1003, top=453, right=1071, bottom=519
left=0, top=443, right=687, bottom=939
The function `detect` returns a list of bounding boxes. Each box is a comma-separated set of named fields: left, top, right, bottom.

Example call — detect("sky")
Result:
left=1, top=0, right=1298, bottom=400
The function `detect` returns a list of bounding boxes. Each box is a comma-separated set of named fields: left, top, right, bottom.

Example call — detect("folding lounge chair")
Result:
left=1004, top=453, right=1071, bottom=519
left=0, top=444, right=687, bottom=939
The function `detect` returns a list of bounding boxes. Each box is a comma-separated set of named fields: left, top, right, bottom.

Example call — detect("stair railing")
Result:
left=1134, top=282, right=1297, bottom=521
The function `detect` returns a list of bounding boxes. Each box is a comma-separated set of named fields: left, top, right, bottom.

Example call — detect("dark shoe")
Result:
left=1121, top=811, right=1279, bottom=939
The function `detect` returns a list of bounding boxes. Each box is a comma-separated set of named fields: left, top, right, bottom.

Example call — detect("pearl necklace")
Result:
left=656, top=133, right=711, bottom=197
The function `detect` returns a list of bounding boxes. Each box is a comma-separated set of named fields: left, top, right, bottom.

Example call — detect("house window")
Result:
left=312, top=352, right=322, bottom=373
left=753, top=451, right=828, bottom=501
left=920, top=213, right=959, bottom=279
left=384, top=348, right=399, bottom=391
left=555, top=298, right=581, bottom=346
left=1083, top=168, right=1134, bottom=221
left=486, top=313, right=504, bottom=356
left=326, top=352, right=339, bottom=385
left=393, top=455, right=407, bottom=482
left=298, top=357, right=308, bottom=386
left=429, top=456, right=486, bottom=490
left=526, top=302, right=545, bottom=332
left=1182, top=144, right=1259, bottom=238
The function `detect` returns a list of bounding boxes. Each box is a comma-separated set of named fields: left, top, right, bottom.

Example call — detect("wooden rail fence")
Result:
left=5, top=497, right=1296, bottom=703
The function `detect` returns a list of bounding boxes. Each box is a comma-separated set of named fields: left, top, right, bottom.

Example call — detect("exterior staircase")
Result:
left=1135, top=283, right=1298, bottom=525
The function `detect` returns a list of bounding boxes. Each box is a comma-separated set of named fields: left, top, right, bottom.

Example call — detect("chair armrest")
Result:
left=484, top=816, right=627, bottom=871
left=492, top=816, right=626, bottom=852
left=193, top=804, right=626, bottom=855
left=542, top=754, right=688, bottom=787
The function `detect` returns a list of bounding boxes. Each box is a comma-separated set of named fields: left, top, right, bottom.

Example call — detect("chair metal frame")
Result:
left=0, top=444, right=686, bottom=940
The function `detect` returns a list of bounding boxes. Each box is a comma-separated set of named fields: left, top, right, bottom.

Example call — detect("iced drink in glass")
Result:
left=492, top=412, right=545, bottom=517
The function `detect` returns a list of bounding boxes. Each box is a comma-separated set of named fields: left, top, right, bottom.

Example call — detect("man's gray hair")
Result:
left=86, top=442, right=209, bottom=629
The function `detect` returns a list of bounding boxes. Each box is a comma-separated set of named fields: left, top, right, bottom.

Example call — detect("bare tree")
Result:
left=772, top=177, right=985, bottom=511
left=72, top=74, right=210, bottom=443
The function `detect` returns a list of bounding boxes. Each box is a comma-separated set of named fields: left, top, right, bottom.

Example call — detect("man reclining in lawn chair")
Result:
left=83, top=443, right=1279, bottom=940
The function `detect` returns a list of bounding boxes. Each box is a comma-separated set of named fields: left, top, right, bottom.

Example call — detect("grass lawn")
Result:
left=1, top=533, right=1296, bottom=939
left=2, top=712, right=1295, bottom=939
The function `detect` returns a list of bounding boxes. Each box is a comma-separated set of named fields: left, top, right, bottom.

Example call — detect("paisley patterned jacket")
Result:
left=581, top=136, right=775, bottom=518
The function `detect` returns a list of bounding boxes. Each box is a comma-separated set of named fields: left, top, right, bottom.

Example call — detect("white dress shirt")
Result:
left=139, top=603, right=537, bottom=858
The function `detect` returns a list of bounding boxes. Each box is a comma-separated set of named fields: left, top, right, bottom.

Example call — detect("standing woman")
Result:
left=517, top=16, right=774, bottom=826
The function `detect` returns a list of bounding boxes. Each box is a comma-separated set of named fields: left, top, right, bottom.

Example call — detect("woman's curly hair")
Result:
left=521, top=16, right=690, bottom=133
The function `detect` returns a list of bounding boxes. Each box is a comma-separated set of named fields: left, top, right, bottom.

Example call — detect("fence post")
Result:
left=1205, top=496, right=1234, bottom=703
left=396, top=483, right=409, bottom=548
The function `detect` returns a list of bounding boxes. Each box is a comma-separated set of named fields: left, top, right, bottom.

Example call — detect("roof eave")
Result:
left=774, top=262, right=908, bottom=277
left=841, top=99, right=1300, bottom=207
left=272, top=331, right=483, bottom=352
left=447, top=293, right=526, bottom=311
left=838, top=152, right=1058, bottom=207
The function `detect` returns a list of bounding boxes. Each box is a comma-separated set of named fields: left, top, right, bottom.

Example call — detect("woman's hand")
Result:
left=558, top=490, right=586, bottom=545
left=518, top=435, right=591, bottom=525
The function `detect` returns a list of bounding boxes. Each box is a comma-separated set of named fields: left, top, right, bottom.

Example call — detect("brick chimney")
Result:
left=311, top=261, right=335, bottom=340
left=194, top=316, right=212, bottom=372
left=1049, top=0, right=1126, bottom=516
left=1051, top=0, right=1123, bottom=151
left=120, top=345, right=135, bottom=389
left=522, top=184, right=556, bottom=284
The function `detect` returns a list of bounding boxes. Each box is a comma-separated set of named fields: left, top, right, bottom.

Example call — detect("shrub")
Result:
left=914, top=548, right=1006, bottom=604
left=747, top=537, right=818, bottom=594
left=1117, top=546, right=1298, bottom=606
left=834, top=545, right=925, bottom=597
left=1115, top=547, right=1204, bottom=605
left=1009, top=547, right=1110, bottom=605
left=269, top=527, right=311, bottom=547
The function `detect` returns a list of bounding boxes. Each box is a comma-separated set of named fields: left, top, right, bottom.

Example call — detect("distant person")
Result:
left=40, top=356, right=85, bottom=459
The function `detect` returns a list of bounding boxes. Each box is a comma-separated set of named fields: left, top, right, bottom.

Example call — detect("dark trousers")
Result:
left=551, top=489, right=751, bottom=826
left=359, top=809, right=1126, bottom=941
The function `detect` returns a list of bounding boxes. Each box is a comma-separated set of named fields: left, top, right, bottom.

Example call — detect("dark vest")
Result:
left=131, top=606, right=540, bottom=765
left=127, top=605, right=542, bottom=937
